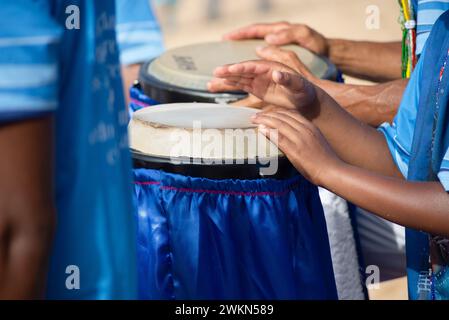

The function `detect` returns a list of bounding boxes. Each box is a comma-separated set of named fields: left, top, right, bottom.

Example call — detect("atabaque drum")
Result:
left=135, top=40, right=338, bottom=107
left=130, top=103, right=338, bottom=300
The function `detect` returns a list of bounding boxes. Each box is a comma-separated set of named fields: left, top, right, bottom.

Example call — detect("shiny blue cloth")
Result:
left=133, top=168, right=337, bottom=300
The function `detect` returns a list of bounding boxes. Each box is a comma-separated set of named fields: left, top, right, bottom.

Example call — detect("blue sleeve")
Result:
left=0, top=1, right=61, bottom=123
left=378, top=50, right=425, bottom=178
left=116, top=0, right=165, bottom=65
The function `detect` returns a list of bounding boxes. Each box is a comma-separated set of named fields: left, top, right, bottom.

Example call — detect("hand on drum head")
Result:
left=223, top=22, right=330, bottom=57
left=256, top=45, right=315, bottom=81
left=211, top=60, right=318, bottom=112
left=252, top=109, right=341, bottom=186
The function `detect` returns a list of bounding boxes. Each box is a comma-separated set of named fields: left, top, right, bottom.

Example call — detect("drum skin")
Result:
left=138, top=40, right=338, bottom=104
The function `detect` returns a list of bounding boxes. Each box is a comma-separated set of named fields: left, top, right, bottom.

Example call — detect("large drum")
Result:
left=131, top=40, right=338, bottom=109
left=130, top=103, right=338, bottom=300
left=129, top=41, right=365, bottom=299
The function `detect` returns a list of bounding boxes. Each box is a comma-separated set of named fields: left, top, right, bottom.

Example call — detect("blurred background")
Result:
left=153, top=0, right=401, bottom=47
left=152, top=0, right=401, bottom=86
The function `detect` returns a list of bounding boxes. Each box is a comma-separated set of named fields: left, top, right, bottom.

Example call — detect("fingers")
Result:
left=208, top=78, right=242, bottom=93
left=214, top=60, right=273, bottom=79
left=253, top=109, right=313, bottom=132
left=223, top=22, right=290, bottom=40
left=272, top=70, right=306, bottom=93
left=256, top=45, right=294, bottom=63
left=265, top=24, right=313, bottom=46
left=230, top=95, right=264, bottom=109
left=255, top=109, right=313, bottom=131
left=265, top=28, right=296, bottom=46
left=258, top=124, right=296, bottom=151
left=254, top=112, right=315, bottom=157
left=256, top=46, right=313, bottom=78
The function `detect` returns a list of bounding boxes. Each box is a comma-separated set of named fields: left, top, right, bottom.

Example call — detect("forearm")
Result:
left=0, top=203, right=56, bottom=299
left=317, top=78, right=408, bottom=127
left=328, top=39, right=402, bottom=82
left=121, top=64, right=141, bottom=106
left=0, top=117, right=55, bottom=299
left=305, top=89, right=401, bottom=178
left=322, top=163, right=449, bottom=237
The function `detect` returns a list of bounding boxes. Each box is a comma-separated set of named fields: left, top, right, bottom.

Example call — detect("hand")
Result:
left=223, top=21, right=291, bottom=41
left=211, top=60, right=318, bottom=112
left=252, top=109, right=342, bottom=185
left=256, top=45, right=316, bottom=81
left=224, top=22, right=330, bottom=57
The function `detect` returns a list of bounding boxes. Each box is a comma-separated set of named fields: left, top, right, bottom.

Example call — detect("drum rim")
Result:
left=139, top=47, right=338, bottom=91
left=131, top=149, right=283, bottom=166
left=132, top=149, right=296, bottom=180
left=139, top=60, right=248, bottom=103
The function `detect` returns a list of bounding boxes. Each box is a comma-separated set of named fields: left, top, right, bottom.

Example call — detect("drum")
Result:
left=137, top=40, right=338, bottom=105
left=129, top=40, right=365, bottom=299
left=130, top=103, right=338, bottom=300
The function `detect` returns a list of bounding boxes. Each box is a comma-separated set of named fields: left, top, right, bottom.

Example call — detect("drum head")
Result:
left=129, top=103, right=293, bottom=179
left=139, top=40, right=337, bottom=104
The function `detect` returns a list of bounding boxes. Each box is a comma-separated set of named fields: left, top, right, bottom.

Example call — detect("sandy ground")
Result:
left=153, top=0, right=407, bottom=300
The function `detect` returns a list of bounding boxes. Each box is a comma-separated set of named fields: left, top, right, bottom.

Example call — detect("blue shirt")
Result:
left=379, top=48, right=449, bottom=192
left=0, top=0, right=163, bottom=299
left=116, top=0, right=164, bottom=65
left=415, top=0, right=449, bottom=55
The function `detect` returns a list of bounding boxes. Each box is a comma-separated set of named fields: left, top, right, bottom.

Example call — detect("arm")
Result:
left=254, top=45, right=407, bottom=126
left=213, top=60, right=402, bottom=178
left=324, top=164, right=449, bottom=237
left=319, top=78, right=408, bottom=127
left=0, top=117, right=55, bottom=299
left=213, top=59, right=449, bottom=237
left=224, top=22, right=403, bottom=82
left=116, top=0, right=164, bottom=105
left=121, top=64, right=141, bottom=106
left=328, top=40, right=402, bottom=82
left=255, top=110, right=449, bottom=237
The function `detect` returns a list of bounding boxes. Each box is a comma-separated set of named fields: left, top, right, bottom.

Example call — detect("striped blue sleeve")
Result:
left=438, top=148, right=449, bottom=192
left=116, top=0, right=165, bottom=65
left=0, top=1, right=61, bottom=123
left=378, top=53, right=425, bottom=178
left=416, top=1, right=449, bottom=55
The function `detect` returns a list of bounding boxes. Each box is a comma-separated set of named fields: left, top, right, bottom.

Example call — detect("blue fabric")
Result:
left=129, top=84, right=160, bottom=116
left=0, top=1, right=61, bottom=121
left=133, top=169, right=338, bottom=300
left=381, top=10, right=449, bottom=300
left=42, top=0, right=139, bottom=300
left=379, top=41, right=449, bottom=192
left=0, top=0, right=163, bottom=299
left=415, top=1, right=449, bottom=55
left=116, top=0, right=164, bottom=65
left=378, top=49, right=424, bottom=179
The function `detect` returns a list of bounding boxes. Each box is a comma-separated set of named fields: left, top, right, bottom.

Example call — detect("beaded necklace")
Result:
left=398, top=0, right=417, bottom=78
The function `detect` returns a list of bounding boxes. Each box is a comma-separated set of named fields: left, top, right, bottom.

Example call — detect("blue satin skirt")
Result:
left=133, top=168, right=337, bottom=300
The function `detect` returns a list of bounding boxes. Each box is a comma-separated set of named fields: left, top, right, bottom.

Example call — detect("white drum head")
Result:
left=148, top=40, right=330, bottom=91
left=129, top=103, right=282, bottom=161
left=132, top=103, right=257, bottom=129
